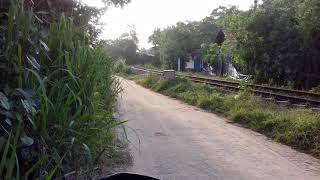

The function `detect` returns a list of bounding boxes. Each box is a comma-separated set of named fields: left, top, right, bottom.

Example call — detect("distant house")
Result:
left=183, top=29, right=239, bottom=73
left=185, top=49, right=204, bottom=72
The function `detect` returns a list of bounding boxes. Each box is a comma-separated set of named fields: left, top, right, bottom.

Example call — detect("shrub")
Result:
left=165, top=78, right=192, bottom=96
left=152, top=78, right=169, bottom=92
left=137, top=75, right=160, bottom=88
left=229, top=108, right=274, bottom=130
left=177, top=92, right=200, bottom=105
left=0, top=3, right=123, bottom=179
left=197, top=94, right=227, bottom=114
left=263, top=109, right=320, bottom=155
left=114, top=58, right=131, bottom=75
left=191, top=83, right=216, bottom=94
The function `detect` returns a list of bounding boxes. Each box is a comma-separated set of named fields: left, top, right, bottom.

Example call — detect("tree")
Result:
left=159, top=23, right=197, bottom=69
left=104, top=26, right=139, bottom=64
left=202, top=42, right=238, bottom=76
left=149, top=20, right=219, bottom=69
left=213, top=0, right=320, bottom=89
left=296, top=0, right=320, bottom=88
left=149, top=28, right=162, bottom=48
left=0, top=0, right=131, bottom=40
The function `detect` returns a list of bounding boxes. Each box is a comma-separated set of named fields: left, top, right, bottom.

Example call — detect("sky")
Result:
left=83, top=0, right=255, bottom=48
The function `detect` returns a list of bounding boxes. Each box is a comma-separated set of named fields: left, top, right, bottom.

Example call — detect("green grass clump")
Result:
left=152, top=78, right=170, bottom=92
left=113, top=58, right=132, bottom=75
left=177, top=92, right=200, bottom=105
left=137, top=75, right=160, bottom=88
left=132, top=74, right=320, bottom=158
left=164, top=78, right=192, bottom=96
left=263, top=109, right=320, bottom=156
left=0, top=2, right=126, bottom=179
left=229, top=108, right=274, bottom=130
left=198, top=94, right=226, bottom=114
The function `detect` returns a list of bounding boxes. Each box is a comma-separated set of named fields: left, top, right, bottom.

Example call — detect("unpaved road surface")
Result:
left=117, top=78, right=320, bottom=180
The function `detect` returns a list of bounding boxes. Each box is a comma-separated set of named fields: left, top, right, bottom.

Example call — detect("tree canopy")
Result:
left=149, top=20, right=219, bottom=69
left=148, top=0, right=320, bottom=90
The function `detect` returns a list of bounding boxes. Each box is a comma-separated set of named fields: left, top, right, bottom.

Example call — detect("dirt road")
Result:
left=117, top=78, right=320, bottom=180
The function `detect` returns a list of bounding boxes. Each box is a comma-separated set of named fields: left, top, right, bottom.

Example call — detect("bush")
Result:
left=0, top=3, right=123, bottom=179
left=197, top=94, right=227, bottom=114
left=114, top=58, right=131, bottom=75
left=191, top=83, right=217, bottom=94
left=152, top=78, right=170, bottom=92
left=229, top=108, right=274, bottom=129
left=137, top=75, right=160, bottom=88
left=178, top=92, right=200, bottom=105
left=263, top=109, right=320, bottom=155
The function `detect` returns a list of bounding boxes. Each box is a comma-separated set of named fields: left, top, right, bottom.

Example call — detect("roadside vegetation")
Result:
left=132, top=75, right=320, bottom=158
left=113, top=58, right=132, bottom=76
left=0, top=0, right=130, bottom=179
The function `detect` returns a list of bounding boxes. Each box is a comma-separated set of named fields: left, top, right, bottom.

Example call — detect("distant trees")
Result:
left=98, top=0, right=320, bottom=90
left=104, top=26, right=139, bottom=64
left=149, top=0, right=320, bottom=90
left=159, top=23, right=196, bottom=69
left=149, top=20, right=219, bottom=69
left=104, top=26, right=159, bottom=65
left=0, top=0, right=131, bottom=40
left=234, top=0, right=320, bottom=89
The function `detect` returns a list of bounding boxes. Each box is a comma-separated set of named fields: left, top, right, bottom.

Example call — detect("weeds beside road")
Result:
left=0, top=2, right=129, bottom=179
left=130, top=74, right=320, bottom=158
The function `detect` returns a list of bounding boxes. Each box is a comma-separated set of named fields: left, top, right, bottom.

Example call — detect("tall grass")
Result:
left=0, top=1, right=122, bottom=179
left=133, top=75, right=320, bottom=157
left=113, top=58, right=132, bottom=75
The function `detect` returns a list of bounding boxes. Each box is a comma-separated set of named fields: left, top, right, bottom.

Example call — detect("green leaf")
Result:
left=40, top=39, right=50, bottom=51
left=83, top=143, right=92, bottom=162
left=15, top=113, right=23, bottom=122
left=21, top=99, right=32, bottom=113
left=20, top=133, right=34, bottom=146
left=26, top=55, right=40, bottom=71
left=6, top=126, right=21, bottom=180
left=5, top=118, right=12, bottom=126
left=0, top=110, right=13, bottom=119
left=45, top=153, right=66, bottom=180
left=14, top=88, right=36, bottom=99
left=0, top=92, right=10, bottom=110
left=23, top=155, right=50, bottom=179
left=68, top=120, right=75, bottom=128
left=0, top=134, right=11, bottom=177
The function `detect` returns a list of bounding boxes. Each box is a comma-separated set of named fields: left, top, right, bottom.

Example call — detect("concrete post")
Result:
left=163, top=70, right=176, bottom=80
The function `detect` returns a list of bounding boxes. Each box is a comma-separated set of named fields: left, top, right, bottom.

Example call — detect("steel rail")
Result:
left=131, top=67, right=320, bottom=106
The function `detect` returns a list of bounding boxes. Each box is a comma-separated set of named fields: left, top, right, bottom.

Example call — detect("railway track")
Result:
left=131, top=67, right=320, bottom=107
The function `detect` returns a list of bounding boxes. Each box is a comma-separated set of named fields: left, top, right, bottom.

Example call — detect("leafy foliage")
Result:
left=214, top=0, right=320, bottom=89
left=149, top=20, right=219, bottom=69
left=0, top=1, right=129, bottom=179
left=149, top=0, right=320, bottom=90
left=104, top=26, right=139, bottom=65
left=113, top=58, right=132, bottom=75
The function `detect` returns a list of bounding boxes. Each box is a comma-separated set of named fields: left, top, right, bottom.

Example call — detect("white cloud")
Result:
left=83, top=0, right=254, bottom=48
